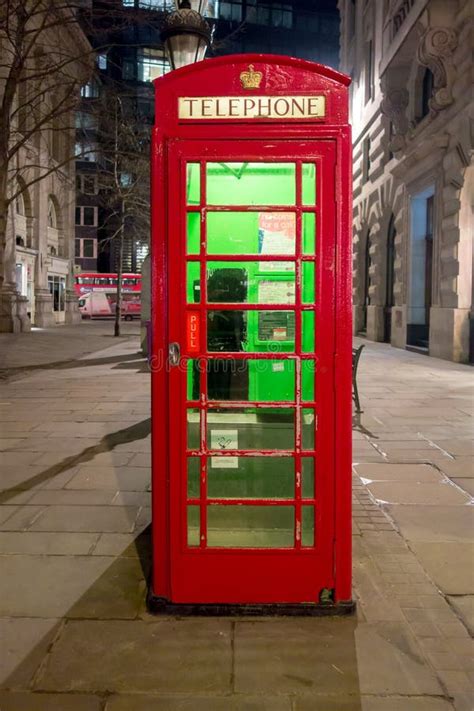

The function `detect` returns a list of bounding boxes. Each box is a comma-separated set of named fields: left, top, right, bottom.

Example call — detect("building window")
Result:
left=246, top=1, right=292, bottom=28
left=75, top=206, right=98, bottom=226
left=75, top=141, right=99, bottom=162
left=206, top=0, right=219, bottom=17
left=77, top=174, right=98, bottom=195
left=80, top=80, right=100, bottom=99
left=139, top=0, right=174, bottom=8
left=364, top=38, right=374, bottom=103
left=97, top=53, right=107, bottom=70
left=137, top=48, right=169, bottom=82
left=47, top=198, right=58, bottom=228
left=48, top=275, right=66, bottom=312
left=75, top=238, right=97, bottom=259
left=75, top=111, right=98, bottom=130
left=362, top=136, right=371, bottom=182
left=219, top=0, right=242, bottom=22
left=123, top=0, right=174, bottom=6
left=16, top=192, right=25, bottom=216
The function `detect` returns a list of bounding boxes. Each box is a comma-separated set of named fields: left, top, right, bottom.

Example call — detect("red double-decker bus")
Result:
left=74, top=273, right=142, bottom=296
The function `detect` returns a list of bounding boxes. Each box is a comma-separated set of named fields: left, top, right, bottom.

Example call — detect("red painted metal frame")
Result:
left=151, top=54, right=352, bottom=606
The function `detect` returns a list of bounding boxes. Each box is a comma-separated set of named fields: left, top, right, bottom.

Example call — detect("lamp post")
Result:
left=161, top=0, right=212, bottom=70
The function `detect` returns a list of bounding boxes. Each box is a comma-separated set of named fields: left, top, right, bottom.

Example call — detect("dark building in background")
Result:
left=75, top=0, right=339, bottom=275
left=75, top=78, right=102, bottom=272
left=213, top=1, right=339, bottom=68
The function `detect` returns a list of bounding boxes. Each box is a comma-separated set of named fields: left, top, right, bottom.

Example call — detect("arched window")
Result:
left=16, top=192, right=25, bottom=216
left=47, top=198, right=58, bottom=228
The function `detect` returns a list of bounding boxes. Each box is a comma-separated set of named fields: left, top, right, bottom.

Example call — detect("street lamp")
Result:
left=161, top=0, right=212, bottom=70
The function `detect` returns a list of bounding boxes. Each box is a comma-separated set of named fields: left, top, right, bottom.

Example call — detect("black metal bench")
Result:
left=352, top=345, right=364, bottom=414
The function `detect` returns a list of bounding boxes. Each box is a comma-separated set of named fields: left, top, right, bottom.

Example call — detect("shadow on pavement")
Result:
left=1, top=537, right=363, bottom=710
left=0, top=352, right=145, bottom=381
left=0, top=418, right=151, bottom=507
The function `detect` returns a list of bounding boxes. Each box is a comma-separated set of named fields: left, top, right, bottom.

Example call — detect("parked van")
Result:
left=78, top=292, right=112, bottom=318
left=78, top=291, right=141, bottom=320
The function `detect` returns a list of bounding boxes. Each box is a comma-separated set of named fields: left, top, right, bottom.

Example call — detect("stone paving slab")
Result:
left=0, top=556, right=132, bottom=618
left=105, top=694, right=293, bottom=711
left=452, top=478, right=474, bottom=496
left=26, top=490, right=116, bottom=506
left=447, top=595, right=474, bottom=635
left=358, top=699, right=454, bottom=711
left=365, top=481, right=469, bottom=505
left=0, top=531, right=98, bottom=555
left=0, top=691, right=103, bottom=711
left=0, top=464, right=79, bottom=493
left=29, top=505, right=139, bottom=533
left=65, top=466, right=150, bottom=491
left=354, top=622, right=444, bottom=696
left=91, top=532, right=150, bottom=557
left=384, top=505, right=474, bottom=543
left=432, top=457, right=473, bottom=479
left=234, top=618, right=360, bottom=695
left=355, top=463, right=445, bottom=483
left=0, top=618, right=59, bottom=686
left=36, top=620, right=233, bottom=694
left=0, top=505, right=47, bottom=531
left=408, top=542, right=474, bottom=594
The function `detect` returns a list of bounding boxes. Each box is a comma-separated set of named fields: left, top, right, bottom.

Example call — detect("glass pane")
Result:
left=302, top=408, right=315, bottom=450
left=187, top=457, right=200, bottom=498
left=208, top=456, right=294, bottom=499
left=302, top=360, right=315, bottom=401
left=303, top=213, right=316, bottom=254
left=302, top=458, right=314, bottom=498
left=301, top=505, right=315, bottom=547
left=207, top=310, right=295, bottom=352
left=207, top=212, right=295, bottom=255
left=207, top=262, right=295, bottom=304
left=187, top=212, right=200, bottom=254
left=302, top=262, right=315, bottom=303
left=187, top=505, right=200, bottom=546
left=206, top=162, right=296, bottom=206
left=204, top=358, right=295, bottom=401
left=207, top=408, right=294, bottom=450
left=207, top=505, right=294, bottom=547
left=187, top=359, right=201, bottom=400
left=187, top=262, right=200, bottom=303
left=302, top=311, right=315, bottom=352
left=186, top=163, right=200, bottom=205
left=187, top=408, right=200, bottom=450
left=302, top=163, right=316, bottom=205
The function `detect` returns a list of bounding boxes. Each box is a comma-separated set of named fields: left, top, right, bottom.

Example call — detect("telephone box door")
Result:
left=166, top=139, right=337, bottom=604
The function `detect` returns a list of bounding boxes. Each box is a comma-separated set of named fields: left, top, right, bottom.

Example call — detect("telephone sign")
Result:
left=149, top=54, right=353, bottom=613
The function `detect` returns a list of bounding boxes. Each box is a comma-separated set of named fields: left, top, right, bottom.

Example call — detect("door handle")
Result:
left=168, top=342, right=180, bottom=367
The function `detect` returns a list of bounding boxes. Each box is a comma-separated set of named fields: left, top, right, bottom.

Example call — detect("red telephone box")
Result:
left=149, top=54, right=353, bottom=613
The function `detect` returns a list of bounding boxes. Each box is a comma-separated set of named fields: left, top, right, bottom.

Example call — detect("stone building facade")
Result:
left=338, top=0, right=473, bottom=362
left=0, top=4, right=91, bottom=331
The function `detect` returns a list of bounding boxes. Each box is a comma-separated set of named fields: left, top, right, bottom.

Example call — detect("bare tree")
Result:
left=90, top=85, right=150, bottom=337
left=0, top=0, right=93, bottom=303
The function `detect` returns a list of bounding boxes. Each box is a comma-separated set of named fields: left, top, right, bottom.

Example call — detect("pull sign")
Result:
left=186, top=311, right=200, bottom=354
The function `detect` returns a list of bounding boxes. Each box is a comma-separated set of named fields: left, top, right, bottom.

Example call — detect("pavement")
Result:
left=0, top=323, right=472, bottom=711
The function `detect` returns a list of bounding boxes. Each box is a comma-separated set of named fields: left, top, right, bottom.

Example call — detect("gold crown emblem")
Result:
left=240, top=65, right=263, bottom=90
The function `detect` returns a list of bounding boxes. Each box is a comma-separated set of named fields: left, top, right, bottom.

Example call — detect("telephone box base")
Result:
left=147, top=590, right=356, bottom=617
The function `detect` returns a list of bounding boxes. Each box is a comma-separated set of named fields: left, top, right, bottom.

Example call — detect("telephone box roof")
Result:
left=153, top=53, right=351, bottom=88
